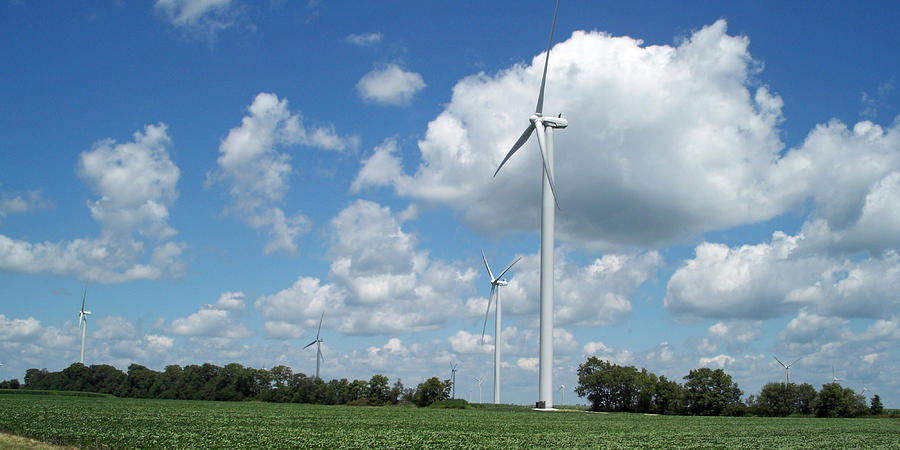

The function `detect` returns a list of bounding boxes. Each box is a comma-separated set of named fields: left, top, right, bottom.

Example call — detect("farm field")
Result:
left=0, top=393, right=898, bottom=448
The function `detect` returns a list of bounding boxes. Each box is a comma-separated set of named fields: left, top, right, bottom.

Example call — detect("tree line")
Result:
left=575, top=357, right=884, bottom=417
left=9, top=362, right=452, bottom=407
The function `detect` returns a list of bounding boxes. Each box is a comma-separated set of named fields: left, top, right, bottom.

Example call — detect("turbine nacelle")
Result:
left=531, top=114, right=568, bottom=129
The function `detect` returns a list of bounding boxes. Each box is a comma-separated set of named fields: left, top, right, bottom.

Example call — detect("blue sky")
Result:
left=1, top=0, right=899, bottom=406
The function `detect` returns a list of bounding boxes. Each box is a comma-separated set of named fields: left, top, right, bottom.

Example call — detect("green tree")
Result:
left=682, top=368, right=742, bottom=416
left=89, top=364, right=127, bottom=395
left=413, top=377, right=451, bottom=407
left=815, top=382, right=843, bottom=418
left=651, top=375, right=684, bottom=415
left=795, top=383, right=817, bottom=415
left=367, top=374, right=391, bottom=406
left=62, top=363, right=90, bottom=391
left=754, top=382, right=795, bottom=417
left=870, top=394, right=884, bottom=415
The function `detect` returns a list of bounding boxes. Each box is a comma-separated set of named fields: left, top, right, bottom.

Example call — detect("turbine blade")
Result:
left=494, top=124, right=535, bottom=178
left=481, top=286, right=496, bottom=344
left=535, top=0, right=561, bottom=114
left=534, top=121, right=560, bottom=208
left=789, top=356, right=802, bottom=367
left=318, top=346, right=325, bottom=364
left=81, top=286, right=87, bottom=312
left=316, top=311, right=324, bottom=340
left=481, top=249, right=495, bottom=281
left=495, top=256, right=522, bottom=282
left=304, top=340, right=317, bottom=349
left=773, top=355, right=786, bottom=368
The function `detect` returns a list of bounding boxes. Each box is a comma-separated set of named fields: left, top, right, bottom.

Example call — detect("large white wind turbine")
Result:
left=304, top=312, right=325, bottom=380
left=773, top=355, right=801, bottom=386
left=78, top=287, right=91, bottom=364
left=480, top=249, right=521, bottom=404
left=492, top=0, right=566, bottom=409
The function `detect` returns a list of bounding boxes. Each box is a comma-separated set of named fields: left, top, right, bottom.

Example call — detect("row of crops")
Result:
left=1, top=393, right=897, bottom=448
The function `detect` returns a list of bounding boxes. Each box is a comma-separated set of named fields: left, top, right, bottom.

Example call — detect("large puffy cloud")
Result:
left=466, top=250, right=661, bottom=327
left=208, top=93, right=357, bottom=255
left=356, top=21, right=799, bottom=247
left=356, top=64, right=426, bottom=106
left=0, top=124, right=185, bottom=283
left=254, top=200, right=477, bottom=336
left=665, top=231, right=900, bottom=320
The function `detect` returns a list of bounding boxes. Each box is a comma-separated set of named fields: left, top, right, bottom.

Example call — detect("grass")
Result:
left=0, top=393, right=897, bottom=448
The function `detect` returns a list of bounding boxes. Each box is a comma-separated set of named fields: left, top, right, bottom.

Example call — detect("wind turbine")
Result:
left=558, top=384, right=566, bottom=405
left=831, top=365, right=844, bottom=384
left=492, top=0, right=566, bottom=410
left=450, top=362, right=458, bottom=398
left=78, top=286, right=91, bottom=364
left=473, top=376, right=484, bottom=403
left=773, top=355, right=801, bottom=386
left=304, top=312, right=325, bottom=380
left=480, top=249, right=521, bottom=404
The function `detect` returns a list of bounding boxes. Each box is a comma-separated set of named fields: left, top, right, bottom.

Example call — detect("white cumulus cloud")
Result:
left=356, top=64, right=426, bottom=106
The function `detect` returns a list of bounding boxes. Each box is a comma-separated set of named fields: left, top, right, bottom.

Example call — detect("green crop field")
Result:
left=1, top=393, right=897, bottom=448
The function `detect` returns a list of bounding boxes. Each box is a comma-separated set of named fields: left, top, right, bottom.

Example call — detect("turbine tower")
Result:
left=450, top=362, right=458, bottom=398
left=480, top=249, right=521, bottom=404
left=78, top=287, right=91, bottom=364
left=304, top=312, right=325, bottom=379
left=493, top=0, right=566, bottom=409
left=773, top=355, right=801, bottom=386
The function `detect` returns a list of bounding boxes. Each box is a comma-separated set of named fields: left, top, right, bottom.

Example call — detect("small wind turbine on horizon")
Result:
left=831, top=365, right=844, bottom=384
left=473, top=376, right=485, bottom=404
left=773, top=355, right=801, bottom=386
left=450, top=362, right=459, bottom=398
left=304, top=312, right=325, bottom=380
left=480, top=249, right=521, bottom=404
left=492, top=0, right=566, bottom=410
left=558, top=384, right=565, bottom=405
left=78, top=286, right=91, bottom=364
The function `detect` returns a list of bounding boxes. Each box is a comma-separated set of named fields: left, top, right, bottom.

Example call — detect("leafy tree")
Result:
left=413, top=377, right=451, bottom=407
left=89, top=364, right=127, bottom=395
left=755, top=382, right=795, bottom=417
left=870, top=394, right=884, bottom=415
left=814, top=383, right=866, bottom=418
left=651, top=375, right=684, bottom=415
left=117, top=364, right=160, bottom=398
left=62, top=363, right=90, bottom=391
left=794, top=383, right=817, bottom=415
left=367, top=374, right=391, bottom=406
left=682, top=368, right=742, bottom=416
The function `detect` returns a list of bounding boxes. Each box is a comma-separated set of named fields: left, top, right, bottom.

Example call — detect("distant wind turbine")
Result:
left=450, top=362, right=458, bottom=399
left=304, top=312, right=325, bottom=380
left=492, top=0, right=566, bottom=409
left=473, top=376, right=484, bottom=404
left=480, top=249, right=521, bottom=404
left=831, top=365, right=844, bottom=384
left=558, top=384, right=566, bottom=405
left=773, top=355, right=801, bottom=386
left=78, top=286, right=91, bottom=364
